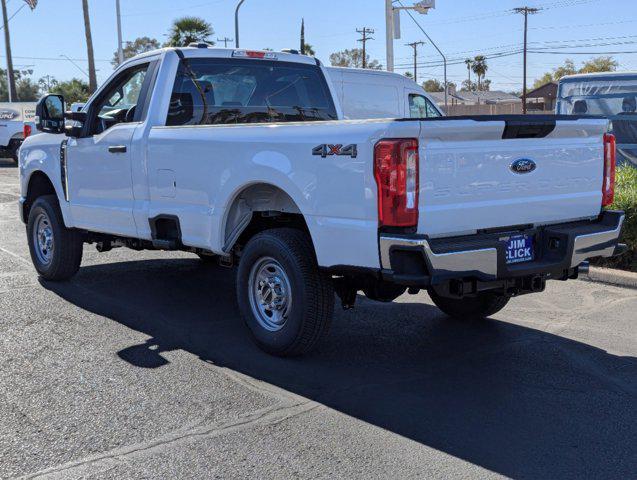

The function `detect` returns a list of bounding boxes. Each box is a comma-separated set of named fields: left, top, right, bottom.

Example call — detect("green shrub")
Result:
left=594, top=165, right=637, bottom=271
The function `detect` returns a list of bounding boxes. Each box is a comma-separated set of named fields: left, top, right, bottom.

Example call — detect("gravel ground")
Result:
left=1, top=159, right=636, bottom=479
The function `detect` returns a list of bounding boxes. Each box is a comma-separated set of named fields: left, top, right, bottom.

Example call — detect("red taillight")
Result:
left=602, top=133, right=616, bottom=207
left=23, top=123, right=32, bottom=139
left=374, top=138, right=419, bottom=228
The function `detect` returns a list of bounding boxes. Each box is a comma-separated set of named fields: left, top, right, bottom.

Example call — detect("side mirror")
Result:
left=64, top=110, right=87, bottom=138
left=35, top=94, right=66, bottom=134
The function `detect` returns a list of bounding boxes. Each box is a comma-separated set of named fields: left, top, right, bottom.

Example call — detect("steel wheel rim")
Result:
left=32, top=212, right=54, bottom=266
left=248, top=256, right=292, bottom=332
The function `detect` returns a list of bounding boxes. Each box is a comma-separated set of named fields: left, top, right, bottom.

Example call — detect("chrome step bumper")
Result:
left=380, top=211, right=625, bottom=286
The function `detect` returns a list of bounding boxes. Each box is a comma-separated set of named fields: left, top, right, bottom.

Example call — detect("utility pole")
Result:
left=406, top=41, right=424, bottom=83
left=514, top=6, right=539, bottom=114
left=1, top=0, right=16, bottom=102
left=41, top=74, right=55, bottom=92
left=217, top=37, right=233, bottom=48
left=385, top=0, right=394, bottom=72
left=115, top=0, right=124, bottom=64
left=356, top=27, right=374, bottom=69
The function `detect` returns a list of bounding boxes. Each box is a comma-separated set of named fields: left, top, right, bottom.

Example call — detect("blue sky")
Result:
left=6, top=0, right=637, bottom=91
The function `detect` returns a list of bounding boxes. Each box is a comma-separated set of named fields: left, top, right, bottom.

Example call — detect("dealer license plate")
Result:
left=505, top=234, right=534, bottom=264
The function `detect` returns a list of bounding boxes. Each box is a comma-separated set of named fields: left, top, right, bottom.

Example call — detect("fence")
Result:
left=442, top=103, right=553, bottom=116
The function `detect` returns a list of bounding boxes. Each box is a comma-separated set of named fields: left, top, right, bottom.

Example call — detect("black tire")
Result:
left=236, top=228, right=334, bottom=356
left=9, top=139, right=20, bottom=164
left=428, top=288, right=510, bottom=320
left=27, top=195, right=83, bottom=281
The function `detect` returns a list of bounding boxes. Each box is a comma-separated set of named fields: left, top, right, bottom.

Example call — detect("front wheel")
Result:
left=236, top=228, right=334, bottom=356
left=27, top=195, right=83, bottom=281
left=428, top=288, right=510, bottom=320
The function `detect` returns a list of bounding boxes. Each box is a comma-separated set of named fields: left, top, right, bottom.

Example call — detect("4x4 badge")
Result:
left=312, top=144, right=357, bottom=158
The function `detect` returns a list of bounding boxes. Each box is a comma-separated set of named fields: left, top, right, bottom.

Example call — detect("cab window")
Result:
left=166, top=58, right=337, bottom=126
left=409, top=93, right=441, bottom=118
left=90, top=63, right=150, bottom=134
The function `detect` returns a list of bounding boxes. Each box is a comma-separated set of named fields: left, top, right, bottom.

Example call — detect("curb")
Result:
left=580, top=266, right=637, bottom=290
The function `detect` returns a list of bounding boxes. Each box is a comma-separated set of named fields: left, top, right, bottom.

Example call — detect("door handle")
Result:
left=108, top=145, right=127, bottom=153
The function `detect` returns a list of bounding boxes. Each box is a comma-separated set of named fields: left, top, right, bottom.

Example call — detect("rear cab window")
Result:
left=166, top=58, right=338, bottom=126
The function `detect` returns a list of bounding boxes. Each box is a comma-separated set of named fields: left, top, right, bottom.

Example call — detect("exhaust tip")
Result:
left=578, top=261, right=590, bottom=275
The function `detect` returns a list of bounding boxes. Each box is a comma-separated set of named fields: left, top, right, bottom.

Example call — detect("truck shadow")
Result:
left=42, top=258, right=637, bottom=479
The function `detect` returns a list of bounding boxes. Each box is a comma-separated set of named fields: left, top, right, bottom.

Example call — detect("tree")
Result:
left=302, top=43, right=315, bottom=56
left=479, top=79, right=491, bottom=92
left=532, top=59, right=577, bottom=88
left=0, top=69, right=40, bottom=101
left=532, top=57, right=616, bottom=89
left=533, top=72, right=554, bottom=89
left=165, top=16, right=214, bottom=47
left=112, top=37, right=160, bottom=67
left=422, top=79, right=443, bottom=92
left=81, top=0, right=97, bottom=93
left=329, top=48, right=382, bottom=69
left=471, top=55, right=488, bottom=91
left=464, top=58, right=473, bottom=85
left=38, top=76, right=59, bottom=94
left=50, top=78, right=91, bottom=105
left=553, top=59, right=577, bottom=80
left=404, top=71, right=414, bottom=79
left=461, top=79, right=476, bottom=92
left=580, top=56, right=618, bottom=74
left=15, top=76, right=39, bottom=101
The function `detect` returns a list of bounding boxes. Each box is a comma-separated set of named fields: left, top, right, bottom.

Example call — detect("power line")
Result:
left=356, top=27, right=374, bottom=69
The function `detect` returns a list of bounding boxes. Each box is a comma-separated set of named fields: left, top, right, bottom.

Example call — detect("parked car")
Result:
left=0, top=102, right=36, bottom=163
left=19, top=46, right=625, bottom=356
left=557, top=71, right=637, bottom=167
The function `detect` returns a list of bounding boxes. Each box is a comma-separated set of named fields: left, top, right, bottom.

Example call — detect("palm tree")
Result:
left=81, top=0, right=97, bottom=93
left=1, top=0, right=16, bottom=101
left=471, top=55, right=488, bottom=91
left=165, top=17, right=214, bottom=47
left=464, top=58, right=473, bottom=86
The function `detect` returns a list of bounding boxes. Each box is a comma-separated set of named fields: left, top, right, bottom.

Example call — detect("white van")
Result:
left=325, top=67, right=443, bottom=119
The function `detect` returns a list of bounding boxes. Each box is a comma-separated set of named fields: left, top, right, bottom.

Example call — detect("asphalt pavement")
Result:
left=1, top=158, right=636, bottom=479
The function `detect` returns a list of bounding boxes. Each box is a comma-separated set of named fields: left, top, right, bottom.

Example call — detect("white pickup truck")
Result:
left=20, top=46, right=625, bottom=356
left=0, top=102, right=36, bottom=163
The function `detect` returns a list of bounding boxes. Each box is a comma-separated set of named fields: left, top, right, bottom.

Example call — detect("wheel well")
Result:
left=224, top=184, right=311, bottom=252
left=23, top=172, right=56, bottom=221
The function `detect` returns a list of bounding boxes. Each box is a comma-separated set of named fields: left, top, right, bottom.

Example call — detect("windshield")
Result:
left=556, top=77, right=637, bottom=116
left=557, top=76, right=637, bottom=167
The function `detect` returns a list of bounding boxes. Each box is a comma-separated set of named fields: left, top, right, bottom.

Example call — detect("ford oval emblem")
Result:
left=510, top=158, right=536, bottom=174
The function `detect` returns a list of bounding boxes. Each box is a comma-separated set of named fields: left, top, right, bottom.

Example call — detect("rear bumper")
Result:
left=380, top=210, right=625, bottom=287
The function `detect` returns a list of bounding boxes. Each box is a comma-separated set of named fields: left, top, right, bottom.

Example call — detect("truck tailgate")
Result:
left=417, top=117, right=609, bottom=237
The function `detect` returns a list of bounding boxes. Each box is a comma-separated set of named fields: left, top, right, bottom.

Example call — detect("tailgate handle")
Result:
left=108, top=145, right=127, bottom=153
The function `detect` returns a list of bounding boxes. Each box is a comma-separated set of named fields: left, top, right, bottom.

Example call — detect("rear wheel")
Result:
left=428, top=288, right=510, bottom=320
left=27, top=195, right=83, bottom=281
left=236, top=228, right=334, bottom=356
left=9, top=138, right=21, bottom=164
